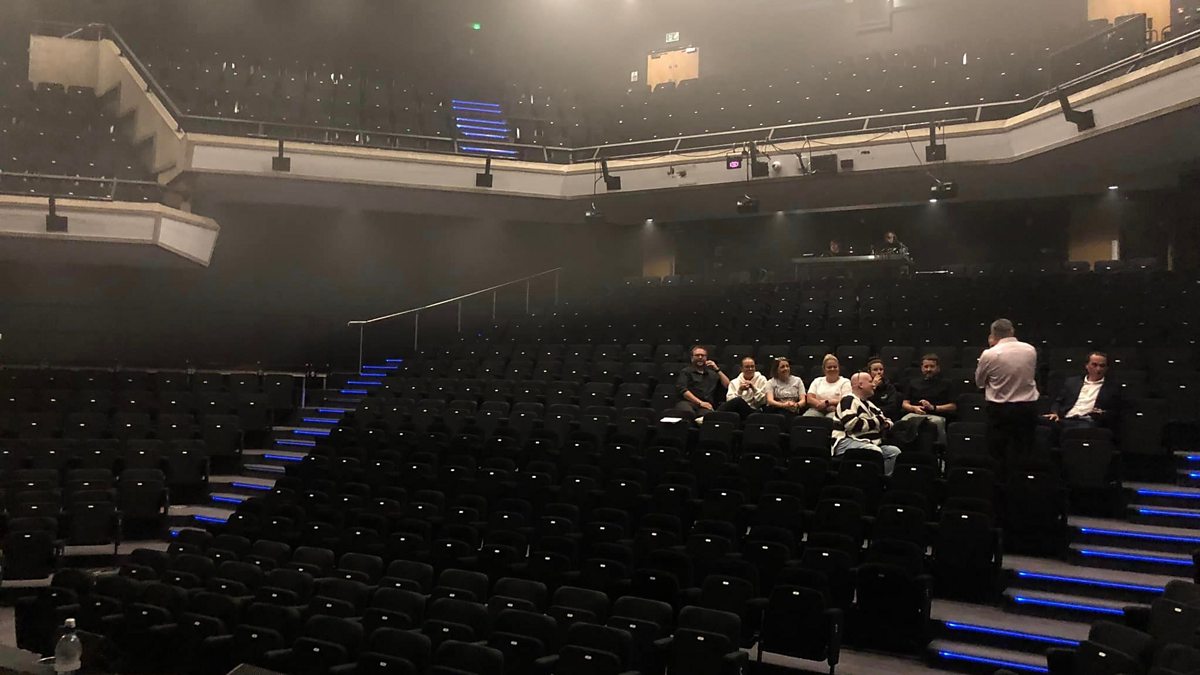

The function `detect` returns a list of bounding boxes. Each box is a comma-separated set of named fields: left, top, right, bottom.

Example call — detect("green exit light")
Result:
left=471, top=22, right=482, bottom=30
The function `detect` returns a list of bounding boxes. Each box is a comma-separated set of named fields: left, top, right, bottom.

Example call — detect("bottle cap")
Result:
left=64, top=618, right=76, bottom=629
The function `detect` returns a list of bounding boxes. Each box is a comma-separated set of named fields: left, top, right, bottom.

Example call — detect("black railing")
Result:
left=28, top=20, right=1200, bottom=167
left=0, top=171, right=163, bottom=202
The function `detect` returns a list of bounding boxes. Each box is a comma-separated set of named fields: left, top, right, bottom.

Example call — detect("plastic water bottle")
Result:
left=53, top=618, right=82, bottom=674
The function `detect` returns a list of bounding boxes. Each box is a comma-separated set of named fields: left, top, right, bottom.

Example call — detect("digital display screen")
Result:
left=726, top=156, right=742, bottom=170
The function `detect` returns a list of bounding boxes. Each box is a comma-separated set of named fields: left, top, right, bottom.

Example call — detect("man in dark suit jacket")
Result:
left=1044, top=351, right=1122, bottom=432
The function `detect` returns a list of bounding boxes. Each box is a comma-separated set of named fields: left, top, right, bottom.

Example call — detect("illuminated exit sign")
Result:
left=665, top=31, right=680, bottom=43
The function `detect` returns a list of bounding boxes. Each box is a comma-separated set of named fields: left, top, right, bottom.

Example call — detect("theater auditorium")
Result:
left=3, top=0, right=1200, bottom=673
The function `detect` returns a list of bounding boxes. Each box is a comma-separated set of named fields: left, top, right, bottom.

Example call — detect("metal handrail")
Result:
left=32, top=21, right=1200, bottom=164
left=346, top=267, right=563, bottom=368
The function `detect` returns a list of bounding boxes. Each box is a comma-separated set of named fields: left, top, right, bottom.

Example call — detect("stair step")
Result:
left=301, top=406, right=353, bottom=414
left=932, top=599, right=1085, bottom=653
left=168, top=504, right=233, bottom=525
left=1128, top=502, right=1200, bottom=528
left=1002, top=588, right=1137, bottom=619
left=245, top=449, right=308, bottom=461
left=1174, top=451, right=1200, bottom=462
left=210, top=492, right=248, bottom=505
left=273, top=426, right=332, bottom=437
left=299, top=417, right=341, bottom=425
left=361, top=364, right=399, bottom=370
left=1004, top=554, right=1172, bottom=601
left=242, top=463, right=287, bottom=475
left=1072, top=515, right=1200, bottom=554
left=1068, top=542, right=1193, bottom=574
left=274, top=437, right=318, bottom=448
left=1126, top=482, right=1200, bottom=508
left=1175, top=469, right=1200, bottom=487
left=928, top=639, right=1048, bottom=673
left=210, top=475, right=275, bottom=494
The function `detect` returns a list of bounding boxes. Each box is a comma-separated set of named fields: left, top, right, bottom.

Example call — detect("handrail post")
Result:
left=492, top=291, right=497, bottom=322
left=525, top=281, right=530, bottom=315
left=554, top=271, right=560, bottom=306
left=357, top=324, right=364, bottom=373
left=413, top=312, right=420, bottom=352
left=457, top=301, right=462, bottom=333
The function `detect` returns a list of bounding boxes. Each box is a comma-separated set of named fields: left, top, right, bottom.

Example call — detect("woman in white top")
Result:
left=718, top=356, right=769, bottom=419
left=765, top=357, right=807, bottom=414
left=804, top=354, right=852, bottom=417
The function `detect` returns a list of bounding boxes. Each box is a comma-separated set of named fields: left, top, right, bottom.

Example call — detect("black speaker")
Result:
left=810, top=154, right=839, bottom=174
left=475, top=173, right=494, bottom=188
left=272, top=156, right=291, bottom=172
left=839, top=158, right=855, bottom=171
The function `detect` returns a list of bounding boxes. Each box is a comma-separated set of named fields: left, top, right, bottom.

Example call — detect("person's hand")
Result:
left=1092, top=408, right=1104, bottom=415
left=699, top=401, right=714, bottom=411
left=827, top=399, right=839, bottom=409
left=740, top=380, right=752, bottom=391
left=1043, top=413, right=1060, bottom=422
left=705, top=360, right=719, bottom=370
left=872, top=374, right=883, bottom=386
left=883, top=418, right=893, bottom=429
left=920, top=400, right=934, bottom=413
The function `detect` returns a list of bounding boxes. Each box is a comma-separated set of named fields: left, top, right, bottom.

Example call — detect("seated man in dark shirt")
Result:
left=1043, top=351, right=1122, bottom=432
left=673, top=344, right=731, bottom=419
left=900, top=353, right=957, bottom=446
left=875, top=230, right=909, bottom=256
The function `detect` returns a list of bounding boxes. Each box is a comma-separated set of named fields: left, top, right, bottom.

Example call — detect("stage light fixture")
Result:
left=925, top=122, right=946, bottom=162
left=929, top=180, right=958, bottom=201
left=272, top=139, right=291, bottom=172
left=45, top=196, right=67, bottom=232
left=1108, top=185, right=1119, bottom=191
left=1057, top=88, right=1095, bottom=132
left=736, top=194, right=760, bottom=214
left=749, top=143, right=769, bottom=178
left=601, top=160, right=622, bottom=191
left=585, top=202, right=605, bottom=223
left=475, top=156, right=494, bottom=188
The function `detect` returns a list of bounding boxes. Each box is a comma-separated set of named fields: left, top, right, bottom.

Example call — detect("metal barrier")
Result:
left=346, top=267, right=563, bottom=370
left=28, top=21, right=1200, bottom=166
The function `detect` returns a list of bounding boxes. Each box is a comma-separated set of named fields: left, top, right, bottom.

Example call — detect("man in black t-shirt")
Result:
left=900, top=353, right=957, bottom=446
left=674, top=344, right=731, bottom=419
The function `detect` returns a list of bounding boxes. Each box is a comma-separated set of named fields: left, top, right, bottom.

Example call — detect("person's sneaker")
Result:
left=695, top=416, right=705, bottom=425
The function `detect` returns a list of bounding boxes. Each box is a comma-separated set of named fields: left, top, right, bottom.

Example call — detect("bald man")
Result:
left=831, top=371, right=901, bottom=475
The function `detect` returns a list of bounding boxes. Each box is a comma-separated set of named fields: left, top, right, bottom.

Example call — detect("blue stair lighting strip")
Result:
left=384, top=358, right=405, bottom=363
left=264, top=453, right=305, bottom=462
left=462, top=131, right=509, bottom=140
left=302, top=417, right=340, bottom=424
left=1015, top=570, right=1163, bottom=594
left=169, top=529, right=180, bottom=537
left=1078, top=526, right=1200, bottom=545
left=1011, top=595, right=1124, bottom=615
left=937, top=651, right=1048, bottom=673
left=274, top=438, right=316, bottom=448
left=292, top=429, right=331, bottom=437
left=231, top=481, right=273, bottom=491
left=457, top=123, right=511, bottom=133
left=461, top=146, right=520, bottom=156
left=456, top=117, right=509, bottom=126
left=357, top=372, right=387, bottom=378
left=316, top=408, right=351, bottom=414
left=1076, top=549, right=1192, bottom=566
left=452, top=99, right=502, bottom=108
left=362, top=365, right=399, bottom=370
left=452, top=105, right=505, bottom=115
left=1136, top=489, right=1200, bottom=499
left=1137, top=507, right=1200, bottom=519
left=1185, top=455, right=1200, bottom=461
left=340, top=389, right=369, bottom=395
left=345, top=380, right=382, bottom=386
left=211, top=495, right=245, bottom=504
left=942, top=622, right=1079, bottom=647
left=194, top=514, right=229, bottom=524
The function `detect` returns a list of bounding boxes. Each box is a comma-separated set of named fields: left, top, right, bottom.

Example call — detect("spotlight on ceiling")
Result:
left=929, top=180, right=958, bottom=201
left=1108, top=185, right=1119, bottom=191
left=601, top=160, right=622, bottom=191
left=585, top=202, right=605, bottom=224
left=475, top=156, right=493, bottom=188
left=736, top=195, right=760, bottom=214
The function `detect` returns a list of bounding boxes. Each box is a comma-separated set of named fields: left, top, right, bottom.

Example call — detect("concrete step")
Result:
left=931, top=599, right=1085, bottom=655
left=1067, top=542, right=1193, bottom=576
left=1071, top=515, right=1200, bottom=554
left=1004, top=554, right=1174, bottom=602
left=1001, top=588, right=1138, bottom=621
left=1125, top=482, right=1200, bottom=508
left=1127, top=502, right=1200, bottom=529
left=209, top=475, right=276, bottom=495
left=167, top=504, right=233, bottom=526
left=927, top=639, right=1048, bottom=673
left=209, top=491, right=249, bottom=506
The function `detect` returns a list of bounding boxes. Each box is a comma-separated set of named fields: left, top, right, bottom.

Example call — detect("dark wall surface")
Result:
left=0, top=203, right=640, bottom=370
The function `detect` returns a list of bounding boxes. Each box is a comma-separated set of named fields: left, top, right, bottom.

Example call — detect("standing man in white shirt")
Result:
left=975, top=318, right=1040, bottom=470
left=719, top=356, right=769, bottom=419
